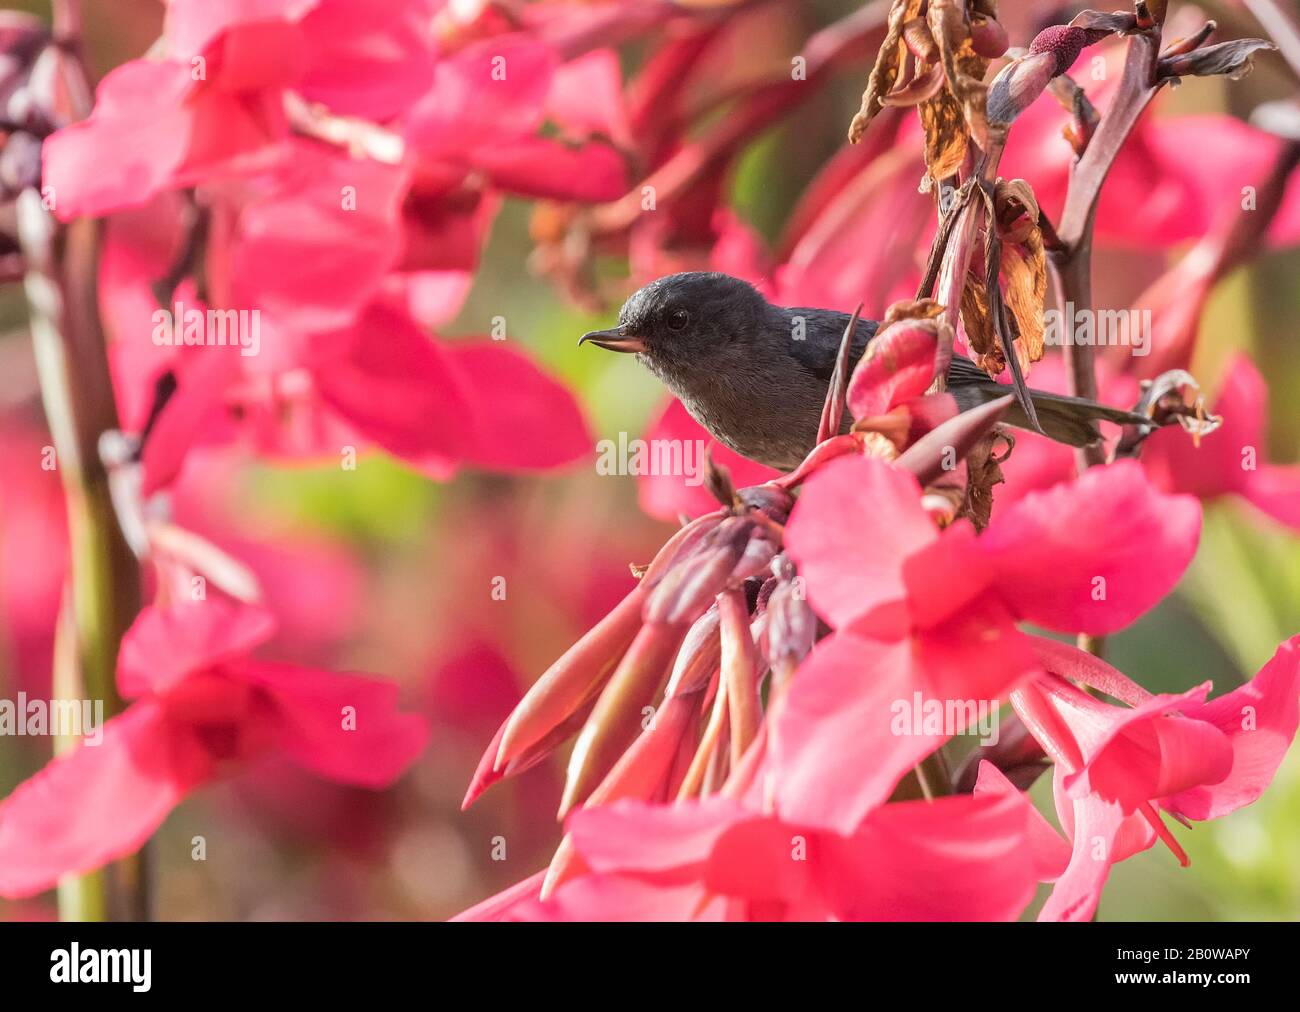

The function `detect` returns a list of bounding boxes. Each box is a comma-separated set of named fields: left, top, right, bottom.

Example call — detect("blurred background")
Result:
left=0, top=0, right=1298, bottom=920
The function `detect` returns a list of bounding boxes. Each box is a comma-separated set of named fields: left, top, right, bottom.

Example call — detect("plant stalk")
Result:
left=19, top=194, right=145, bottom=922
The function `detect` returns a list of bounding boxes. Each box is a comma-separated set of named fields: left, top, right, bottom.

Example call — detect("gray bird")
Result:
left=579, top=271, right=1149, bottom=472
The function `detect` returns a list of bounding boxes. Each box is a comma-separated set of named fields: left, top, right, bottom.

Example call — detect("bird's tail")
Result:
left=947, top=359, right=1151, bottom=448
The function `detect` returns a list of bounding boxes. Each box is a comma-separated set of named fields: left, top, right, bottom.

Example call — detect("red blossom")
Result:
left=0, top=597, right=428, bottom=899
left=481, top=789, right=1041, bottom=922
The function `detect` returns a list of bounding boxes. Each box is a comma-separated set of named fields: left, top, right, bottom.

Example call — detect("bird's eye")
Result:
left=667, top=308, right=690, bottom=331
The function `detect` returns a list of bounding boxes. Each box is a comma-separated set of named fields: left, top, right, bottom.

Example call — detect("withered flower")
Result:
left=961, top=178, right=1047, bottom=376
left=850, top=0, right=1007, bottom=184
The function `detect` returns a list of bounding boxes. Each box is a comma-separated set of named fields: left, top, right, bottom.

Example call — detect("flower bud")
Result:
left=969, top=14, right=1008, bottom=59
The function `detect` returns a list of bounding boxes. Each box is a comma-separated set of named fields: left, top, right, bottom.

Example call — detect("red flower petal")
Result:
left=238, top=661, right=429, bottom=788
left=771, top=607, right=1037, bottom=835
left=1038, top=676, right=1234, bottom=813
left=1038, top=783, right=1131, bottom=922
left=518, top=873, right=724, bottom=922
left=568, top=795, right=743, bottom=884
left=973, top=762, right=1071, bottom=882
left=1165, top=636, right=1300, bottom=820
left=231, top=143, right=410, bottom=349
left=1243, top=466, right=1300, bottom=531
left=477, top=137, right=628, bottom=202
left=1143, top=353, right=1262, bottom=501
left=117, top=598, right=277, bottom=698
left=296, top=0, right=437, bottom=119
left=44, top=60, right=285, bottom=220
left=845, top=318, right=940, bottom=419
left=406, top=36, right=555, bottom=157
left=42, top=62, right=196, bottom=220
left=784, top=455, right=933, bottom=630
left=0, top=701, right=213, bottom=898
left=139, top=348, right=244, bottom=496
left=978, top=460, right=1201, bottom=635
left=547, top=49, right=630, bottom=143
left=311, top=301, right=474, bottom=469
left=442, top=341, right=593, bottom=472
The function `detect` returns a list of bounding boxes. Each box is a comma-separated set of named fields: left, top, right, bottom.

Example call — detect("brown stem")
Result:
left=1049, top=17, right=1166, bottom=474
left=1038, top=11, right=1169, bottom=661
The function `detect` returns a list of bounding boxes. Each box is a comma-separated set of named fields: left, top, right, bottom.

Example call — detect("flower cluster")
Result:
left=460, top=293, right=1299, bottom=920
left=0, top=0, right=1296, bottom=923
left=452, top=1, right=1300, bottom=922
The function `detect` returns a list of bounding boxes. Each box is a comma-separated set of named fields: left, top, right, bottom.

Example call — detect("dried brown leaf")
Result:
left=958, top=430, right=1006, bottom=530
left=882, top=296, right=945, bottom=326
left=919, top=88, right=969, bottom=181
left=1001, top=238, right=1046, bottom=370
left=925, top=2, right=993, bottom=161
left=848, top=0, right=923, bottom=143
left=960, top=274, right=997, bottom=369
left=992, top=178, right=1046, bottom=371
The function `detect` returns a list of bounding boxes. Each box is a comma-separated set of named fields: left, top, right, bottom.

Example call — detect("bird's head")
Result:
left=579, top=272, right=772, bottom=378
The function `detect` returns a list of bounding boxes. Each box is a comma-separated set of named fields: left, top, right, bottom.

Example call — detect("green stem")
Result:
left=19, top=196, right=145, bottom=921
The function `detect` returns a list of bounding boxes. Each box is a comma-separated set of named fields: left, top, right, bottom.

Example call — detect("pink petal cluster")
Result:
left=462, top=443, right=1298, bottom=920
left=46, top=0, right=608, bottom=489
left=0, top=596, right=428, bottom=898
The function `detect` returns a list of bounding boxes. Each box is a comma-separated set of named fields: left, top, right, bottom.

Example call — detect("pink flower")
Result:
left=0, top=597, right=428, bottom=899
left=789, top=456, right=1199, bottom=638
left=405, top=34, right=626, bottom=203
left=483, top=789, right=1041, bottom=921
left=1005, top=635, right=1300, bottom=920
left=223, top=141, right=412, bottom=352
left=43, top=0, right=308, bottom=220
left=976, top=760, right=1157, bottom=922
left=44, top=1, right=457, bottom=220
left=1015, top=673, right=1233, bottom=817
left=69, top=12, right=600, bottom=492
left=630, top=137, right=933, bottom=520
left=114, top=292, right=592, bottom=492
left=0, top=421, right=67, bottom=695
left=42, top=59, right=284, bottom=221
left=775, top=457, right=1200, bottom=833
left=292, top=0, right=441, bottom=120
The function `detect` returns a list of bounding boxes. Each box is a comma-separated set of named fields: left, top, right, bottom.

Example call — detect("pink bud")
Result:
left=970, top=15, right=1009, bottom=59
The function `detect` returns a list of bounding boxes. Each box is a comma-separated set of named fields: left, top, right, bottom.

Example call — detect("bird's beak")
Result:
left=579, top=328, right=645, bottom=354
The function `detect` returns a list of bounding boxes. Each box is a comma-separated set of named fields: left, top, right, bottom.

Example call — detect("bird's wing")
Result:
left=783, top=309, right=878, bottom=383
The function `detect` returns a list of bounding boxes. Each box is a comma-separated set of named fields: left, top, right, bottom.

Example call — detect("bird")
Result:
left=579, top=271, right=1151, bottom=472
